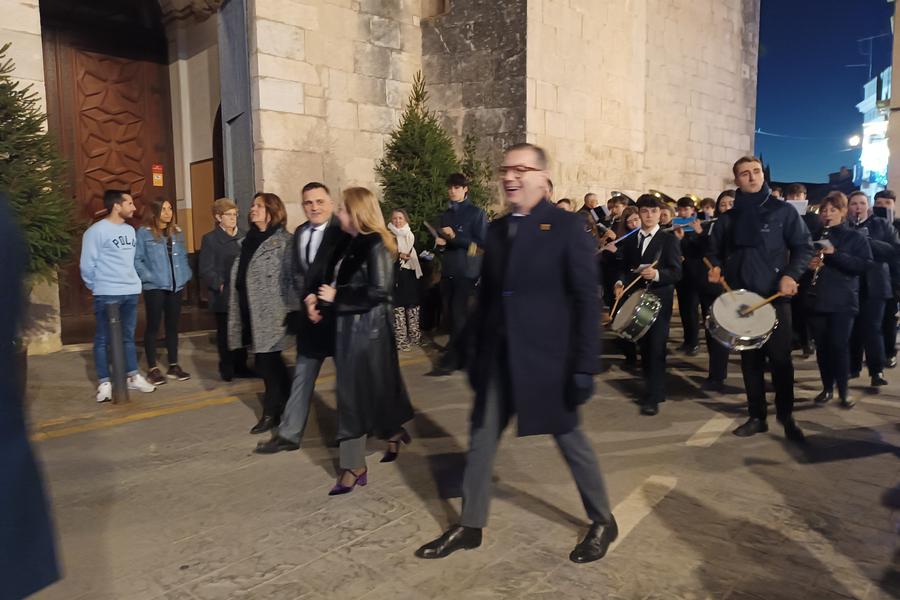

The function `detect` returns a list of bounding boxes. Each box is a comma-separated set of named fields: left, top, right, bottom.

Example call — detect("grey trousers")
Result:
left=460, top=370, right=613, bottom=529
left=339, top=435, right=367, bottom=470
left=276, top=355, right=324, bottom=444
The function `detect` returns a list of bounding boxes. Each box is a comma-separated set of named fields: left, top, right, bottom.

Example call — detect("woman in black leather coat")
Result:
left=316, top=187, right=414, bottom=495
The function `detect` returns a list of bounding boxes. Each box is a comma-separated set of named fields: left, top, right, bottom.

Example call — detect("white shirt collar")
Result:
left=308, top=221, right=327, bottom=232
left=640, top=224, right=660, bottom=237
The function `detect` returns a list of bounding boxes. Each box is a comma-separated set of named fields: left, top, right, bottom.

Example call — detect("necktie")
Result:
left=638, top=233, right=649, bottom=256
left=305, top=227, right=315, bottom=266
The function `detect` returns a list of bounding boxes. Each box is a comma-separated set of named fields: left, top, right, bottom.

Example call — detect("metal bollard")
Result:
left=107, top=302, right=130, bottom=404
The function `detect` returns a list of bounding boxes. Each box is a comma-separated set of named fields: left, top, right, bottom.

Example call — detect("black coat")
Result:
left=806, top=223, right=871, bottom=314
left=468, top=200, right=600, bottom=437
left=848, top=215, right=900, bottom=300
left=618, top=227, right=683, bottom=300
left=708, top=195, right=814, bottom=301
left=198, top=226, right=243, bottom=313
left=438, top=198, right=488, bottom=279
left=0, top=194, right=59, bottom=598
left=333, top=234, right=413, bottom=441
left=281, top=217, right=350, bottom=359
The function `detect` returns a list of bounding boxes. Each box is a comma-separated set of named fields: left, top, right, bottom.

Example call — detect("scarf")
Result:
left=388, top=222, right=422, bottom=278
left=731, top=182, right=771, bottom=248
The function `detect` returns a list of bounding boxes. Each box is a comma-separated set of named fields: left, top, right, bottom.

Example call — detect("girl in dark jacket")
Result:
left=316, top=187, right=414, bottom=495
left=808, top=192, right=872, bottom=408
left=135, top=199, right=193, bottom=385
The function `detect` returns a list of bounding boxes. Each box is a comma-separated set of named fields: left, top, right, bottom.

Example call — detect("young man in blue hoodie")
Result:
left=80, top=190, right=156, bottom=402
left=707, top=157, right=814, bottom=442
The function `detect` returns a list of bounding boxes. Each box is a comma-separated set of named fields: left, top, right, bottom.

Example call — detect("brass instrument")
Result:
left=810, top=229, right=831, bottom=287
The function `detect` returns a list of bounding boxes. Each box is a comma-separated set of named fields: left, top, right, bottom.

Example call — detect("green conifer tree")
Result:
left=0, top=42, right=76, bottom=285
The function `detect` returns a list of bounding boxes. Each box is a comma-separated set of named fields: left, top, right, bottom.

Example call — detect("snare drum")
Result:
left=706, top=289, right=778, bottom=351
left=611, top=290, right=661, bottom=342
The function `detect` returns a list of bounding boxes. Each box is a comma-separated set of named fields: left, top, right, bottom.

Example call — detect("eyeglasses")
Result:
left=496, top=165, right=543, bottom=176
left=221, top=211, right=238, bottom=217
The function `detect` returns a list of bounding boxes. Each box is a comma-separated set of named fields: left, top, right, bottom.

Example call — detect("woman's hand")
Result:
left=821, top=244, right=835, bottom=255
left=317, top=284, right=336, bottom=303
left=399, top=252, right=411, bottom=261
left=602, top=242, right=617, bottom=253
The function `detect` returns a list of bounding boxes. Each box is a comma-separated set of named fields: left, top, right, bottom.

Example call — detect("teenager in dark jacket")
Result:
left=433, top=173, right=488, bottom=374
left=807, top=192, right=872, bottom=409
left=708, top=156, right=814, bottom=442
left=199, top=197, right=251, bottom=381
left=874, top=189, right=900, bottom=368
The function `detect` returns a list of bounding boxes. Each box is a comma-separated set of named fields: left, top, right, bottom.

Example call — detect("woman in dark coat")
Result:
left=807, top=191, right=872, bottom=408
left=316, top=187, right=414, bottom=495
left=199, top=197, right=250, bottom=381
left=227, top=192, right=292, bottom=434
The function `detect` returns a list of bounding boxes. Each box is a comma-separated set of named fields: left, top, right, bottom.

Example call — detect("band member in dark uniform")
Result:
left=697, top=191, right=734, bottom=391
left=415, top=143, right=616, bottom=564
left=873, top=189, right=900, bottom=368
left=707, top=156, right=813, bottom=442
left=673, top=196, right=701, bottom=355
left=601, top=207, right=640, bottom=368
left=847, top=190, right=900, bottom=387
left=806, top=192, right=872, bottom=409
left=614, top=195, right=682, bottom=415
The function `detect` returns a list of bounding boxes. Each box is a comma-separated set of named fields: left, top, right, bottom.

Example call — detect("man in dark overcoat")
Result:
left=415, top=143, right=617, bottom=564
left=0, top=192, right=59, bottom=597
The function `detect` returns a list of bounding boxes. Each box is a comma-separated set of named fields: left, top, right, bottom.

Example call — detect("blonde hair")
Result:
left=341, top=187, right=397, bottom=255
left=213, top=197, right=237, bottom=216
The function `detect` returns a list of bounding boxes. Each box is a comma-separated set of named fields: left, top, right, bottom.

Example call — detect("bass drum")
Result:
left=706, top=289, right=777, bottom=351
left=611, top=290, right=661, bottom=342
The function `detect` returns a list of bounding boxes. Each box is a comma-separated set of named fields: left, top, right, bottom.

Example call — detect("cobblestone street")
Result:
left=24, top=332, right=900, bottom=600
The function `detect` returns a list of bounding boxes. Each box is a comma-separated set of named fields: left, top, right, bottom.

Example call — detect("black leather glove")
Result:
left=567, top=372, right=594, bottom=409
left=283, top=311, right=303, bottom=335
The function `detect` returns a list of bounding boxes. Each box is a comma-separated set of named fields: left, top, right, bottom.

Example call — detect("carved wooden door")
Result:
left=42, top=27, right=176, bottom=338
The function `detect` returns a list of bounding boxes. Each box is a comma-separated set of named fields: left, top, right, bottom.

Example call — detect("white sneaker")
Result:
left=127, top=373, right=157, bottom=393
left=96, top=381, right=112, bottom=403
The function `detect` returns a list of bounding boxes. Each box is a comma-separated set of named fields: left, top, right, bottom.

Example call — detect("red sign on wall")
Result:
left=152, top=163, right=164, bottom=187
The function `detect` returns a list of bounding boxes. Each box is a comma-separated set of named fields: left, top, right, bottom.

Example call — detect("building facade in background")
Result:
left=0, top=0, right=760, bottom=353
left=856, top=66, right=892, bottom=198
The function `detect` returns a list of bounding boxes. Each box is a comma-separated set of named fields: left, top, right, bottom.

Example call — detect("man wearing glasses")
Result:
left=416, top=143, right=617, bottom=564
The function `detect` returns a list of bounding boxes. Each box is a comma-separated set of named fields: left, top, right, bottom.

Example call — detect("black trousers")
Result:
left=850, top=293, right=886, bottom=376
left=882, top=297, right=898, bottom=360
left=440, top=276, right=477, bottom=369
left=638, top=292, right=673, bottom=406
left=214, top=312, right=248, bottom=378
left=740, top=302, right=794, bottom=421
left=809, top=311, right=855, bottom=398
left=143, top=288, right=183, bottom=368
left=675, top=279, right=700, bottom=348
left=699, top=292, right=729, bottom=382
left=254, top=351, right=290, bottom=418
left=791, top=292, right=811, bottom=350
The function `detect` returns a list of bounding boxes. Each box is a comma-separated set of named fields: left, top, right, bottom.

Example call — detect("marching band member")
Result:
left=707, top=156, right=813, bottom=442
left=697, top=191, right=734, bottom=391
left=806, top=192, right=871, bottom=409
left=602, top=207, right=641, bottom=369
left=673, top=196, right=702, bottom=356
left=847, top=190, right=900, bottom=388
left=614, top=195, right=682, bottom=415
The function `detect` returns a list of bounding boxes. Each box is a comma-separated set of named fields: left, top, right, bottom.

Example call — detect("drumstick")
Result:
left=612, top=227, right=640, bottom=245
left=607, top=259, right=659, bottom=321
left=738, top=292, right=784, bottom=317
left=702, top=257, right=733, bottom=294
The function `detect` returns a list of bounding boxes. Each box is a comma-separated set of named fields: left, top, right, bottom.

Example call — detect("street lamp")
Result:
left=848, top=135, right=862, bottom=147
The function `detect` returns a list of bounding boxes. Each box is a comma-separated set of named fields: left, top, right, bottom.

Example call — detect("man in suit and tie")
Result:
left=255, top=182, right=350, bottom=453
left=415, top=143, right=617, bottom=564
left=614, top=194, right=683, bottom=415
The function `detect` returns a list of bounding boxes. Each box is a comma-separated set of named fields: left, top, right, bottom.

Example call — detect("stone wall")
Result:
left=421, top=0, right=527, bottom=165
left=525, top=0, right=759, bottom=206
left=249, top=0, right=422, bottom=230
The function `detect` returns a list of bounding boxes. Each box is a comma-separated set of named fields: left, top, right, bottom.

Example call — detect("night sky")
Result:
left=755, top=0, right=894, bottom=183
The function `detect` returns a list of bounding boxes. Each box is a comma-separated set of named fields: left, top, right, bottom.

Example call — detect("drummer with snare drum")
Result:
left=707, top=156, right=814, bottom=443
left=613, top=194, right=683, bottom=416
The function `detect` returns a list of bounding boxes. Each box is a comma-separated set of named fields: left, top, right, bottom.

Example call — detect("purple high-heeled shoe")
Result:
left=328, top=469, right=368, bottom=496
left=381, top=429, right=412, bottom=463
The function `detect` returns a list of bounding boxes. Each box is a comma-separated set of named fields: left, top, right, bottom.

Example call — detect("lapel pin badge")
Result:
left=540, top=223, right=551, bottom=231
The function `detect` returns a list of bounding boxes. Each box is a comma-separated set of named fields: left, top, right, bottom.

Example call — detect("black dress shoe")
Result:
left=249, top=415, right=278, bottom=435
left=639, top=403, right=659, bottom=416
left=732, top=417, right=768, bottom=437
left=778, top=417, right=805, bottom=443
left=570, top=516, right=619, bottom=563
left=415, top=525, right=482, bottom=559
left=839, top=396, right=856, bottom=409
left=871, top=373, right=888, bottom=386
left=685, top=345, right=700, bottom=357
left=888, top=356, right=898, bottom=369
left=427, top=366, right=454, bottom=377
left=813, top=390, right=833, bottom=405
left=700, top=378, right=725, bottom=393
left=254, top=435, right=300, bottom=454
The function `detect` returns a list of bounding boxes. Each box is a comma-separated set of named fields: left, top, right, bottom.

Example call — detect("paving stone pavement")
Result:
left=23, top=330, right=900, bottom=600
